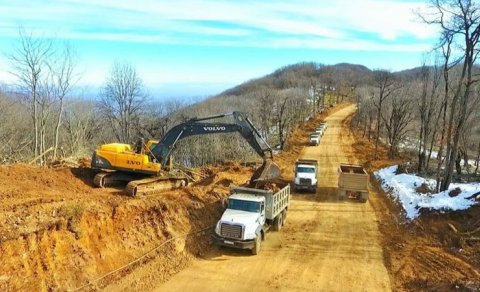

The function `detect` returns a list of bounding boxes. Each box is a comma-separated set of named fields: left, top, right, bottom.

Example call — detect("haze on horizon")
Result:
left=0, top=0, right=439, bottom=98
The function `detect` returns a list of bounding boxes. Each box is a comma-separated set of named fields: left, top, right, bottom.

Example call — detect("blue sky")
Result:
left=0, top=0, right=438, bottom=98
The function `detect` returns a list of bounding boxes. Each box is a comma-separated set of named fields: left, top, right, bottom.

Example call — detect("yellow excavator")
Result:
left=91, top=112, right=281, bottom=196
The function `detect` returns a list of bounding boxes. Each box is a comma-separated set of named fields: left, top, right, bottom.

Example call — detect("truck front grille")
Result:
left=300, top=178, right=312, bottom=185
left=220, top=223, right=243, bottom=239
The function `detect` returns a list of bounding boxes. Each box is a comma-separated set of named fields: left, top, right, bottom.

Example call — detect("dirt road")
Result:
left=155, top=105, right=391, bottom=291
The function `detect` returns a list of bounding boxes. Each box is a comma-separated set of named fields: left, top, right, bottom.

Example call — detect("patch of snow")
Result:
left=374, top=165, right=480, bottom=219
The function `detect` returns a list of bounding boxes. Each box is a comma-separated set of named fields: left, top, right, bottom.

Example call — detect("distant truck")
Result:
left=213, top=183, right=290, bottom=255
left=319, top=121, right=327, bottom=130
left=309, top=133, right=321, bottom=146
left=337, top=164, right=369, bottom=202
left=313, top=127, right=324, bottom=137
left=293, top=159, right=318, bottom=193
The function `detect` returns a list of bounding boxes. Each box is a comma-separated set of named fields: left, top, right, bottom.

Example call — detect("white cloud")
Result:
left=0, top=0, right=438, bottom=49
left=0, top=0, right=440, bottom=88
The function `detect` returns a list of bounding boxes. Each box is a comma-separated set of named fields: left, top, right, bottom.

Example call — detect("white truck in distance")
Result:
left=293, top=159, right=318, bottom=193
left=309, top=133, right=320, bottom=146
left=213, top=184, right=290, bottom=255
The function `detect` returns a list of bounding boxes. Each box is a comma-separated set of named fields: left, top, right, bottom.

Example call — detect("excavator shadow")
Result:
left=70, top=167, right=97, bottom=187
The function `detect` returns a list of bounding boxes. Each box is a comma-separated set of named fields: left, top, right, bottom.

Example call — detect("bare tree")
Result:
left=8, top=29, right=52, bottom=159
left=63, top=99, right=97, bottom=157
left=372, top=70, right=401, bottom=159
left=381, top=90, right=414, bottom=159
left=99, top=62, right=148, bottom=143
left=417, top=62, right=441, bottom=174
left=274, top=92, right=296, bottom=150
left=422, top=0, right=480, bottom=191
left=255, top=88, right=275, bottom=140
left=49, top=44, right=77, bottom=160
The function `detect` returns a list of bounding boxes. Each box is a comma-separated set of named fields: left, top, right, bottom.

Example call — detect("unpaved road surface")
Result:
left=155, top=105, right=391, bottom=291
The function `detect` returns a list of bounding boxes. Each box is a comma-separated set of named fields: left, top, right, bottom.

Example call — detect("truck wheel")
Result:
left=338, top=190, right=345, bottom=200
left=361, top=192, right=368, bottom=203
left=252, top=236, right=261, bottom=255
left=273, top=213, right=283, bottom=231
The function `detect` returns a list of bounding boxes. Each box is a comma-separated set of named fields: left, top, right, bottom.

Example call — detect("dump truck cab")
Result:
left=314, top=127, right=324, bottom=136
left=293, top=159, right=318, bottom=193
left=215, top=194, right=266, bottom=247
left=213, top=185, right=290, bottom=255
left=309, top=133, right=320, bottom=146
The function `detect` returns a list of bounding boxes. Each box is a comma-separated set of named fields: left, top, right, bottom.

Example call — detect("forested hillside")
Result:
left=0, top=56, right=360, bottom=166
left=1, top=34, right=479, bottom=194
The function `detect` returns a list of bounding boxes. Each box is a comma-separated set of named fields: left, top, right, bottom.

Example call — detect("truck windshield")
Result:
left=297, top=167, right=315, bottom=173
left=228, top=199, right=261, bottom=213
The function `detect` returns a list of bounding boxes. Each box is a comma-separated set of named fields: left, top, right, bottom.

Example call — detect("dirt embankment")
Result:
left=0, top=104, right=348, bottom=291
left=346, top=114, right=480, bottom=291
left=0, top=163, right=254, bottom=291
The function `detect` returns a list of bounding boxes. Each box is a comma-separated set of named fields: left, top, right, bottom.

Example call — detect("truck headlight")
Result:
left=294, top=178, right=300, bottom=184
left=215, top=221, right=221, bottom=234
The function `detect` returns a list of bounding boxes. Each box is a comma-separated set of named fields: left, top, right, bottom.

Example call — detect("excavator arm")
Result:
left=150, top=111, right=280, bottom=183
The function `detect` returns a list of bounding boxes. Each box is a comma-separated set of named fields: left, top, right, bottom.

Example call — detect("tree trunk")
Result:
left=33, top=86, right=39, bottom=159
left=53, top=97, right=64, bottom=160
left=475, top=142, right=480, bottom=175
left=374, top=101, right=382, bottom=159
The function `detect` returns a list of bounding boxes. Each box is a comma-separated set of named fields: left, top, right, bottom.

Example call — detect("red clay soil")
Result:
left=346, top=114, right=480, bottom=291
left=0, top=162, right=254, bottom=291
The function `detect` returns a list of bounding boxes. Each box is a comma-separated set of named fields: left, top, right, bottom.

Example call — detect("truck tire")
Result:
left=360, top=192, right=368, bottom=203
left=338, top=190, right=346, bottom=200
left=273, top=213, right=283, bottom=231
left=251, top=236, right=261, bottom=255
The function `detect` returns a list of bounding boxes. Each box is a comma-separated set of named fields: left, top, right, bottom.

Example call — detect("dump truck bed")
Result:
left=338, top=164, right=369, bottom=191
left=230, top=184, right=290, bottom=220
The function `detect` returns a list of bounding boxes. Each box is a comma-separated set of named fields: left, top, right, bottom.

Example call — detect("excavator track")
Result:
left=125, top=176, right=188, bottom=197
left=94, top=171, right=188, bottom=196
left=93, top=171, right=140, bottom=188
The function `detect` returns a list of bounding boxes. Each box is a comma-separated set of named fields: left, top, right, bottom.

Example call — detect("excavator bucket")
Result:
left=250, top=159, right=281, bottom=185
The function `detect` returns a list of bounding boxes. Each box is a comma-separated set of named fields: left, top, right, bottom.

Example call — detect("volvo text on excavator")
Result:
left=91, top=112, right=281, bottom=196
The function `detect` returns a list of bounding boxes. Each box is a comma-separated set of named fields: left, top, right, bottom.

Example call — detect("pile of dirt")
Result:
left=347, top=114, right=480, bottom=291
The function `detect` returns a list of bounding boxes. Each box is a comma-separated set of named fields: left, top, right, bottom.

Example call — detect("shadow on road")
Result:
left=200, top=244, right=255, bottom=260
left=293, top=187, right=366, bottom=204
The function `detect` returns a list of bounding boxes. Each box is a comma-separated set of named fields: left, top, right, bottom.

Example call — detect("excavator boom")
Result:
left=149, top=111, right=279, bottom=183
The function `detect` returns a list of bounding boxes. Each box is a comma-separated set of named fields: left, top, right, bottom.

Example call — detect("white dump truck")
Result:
left=337, top=164, right=369, bottom=202
left=314, top=127, right=324, bottom=137
left=319, top=121, right=327, bottom=130
left=213, top=183, right=290, bottom=255
left=293, top=159, right=318, bottom=193
left=309, top=133, right=321, bottom=146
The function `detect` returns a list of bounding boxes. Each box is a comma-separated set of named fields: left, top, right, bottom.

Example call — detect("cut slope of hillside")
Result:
left=0, top=162, right=254, bottom=291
